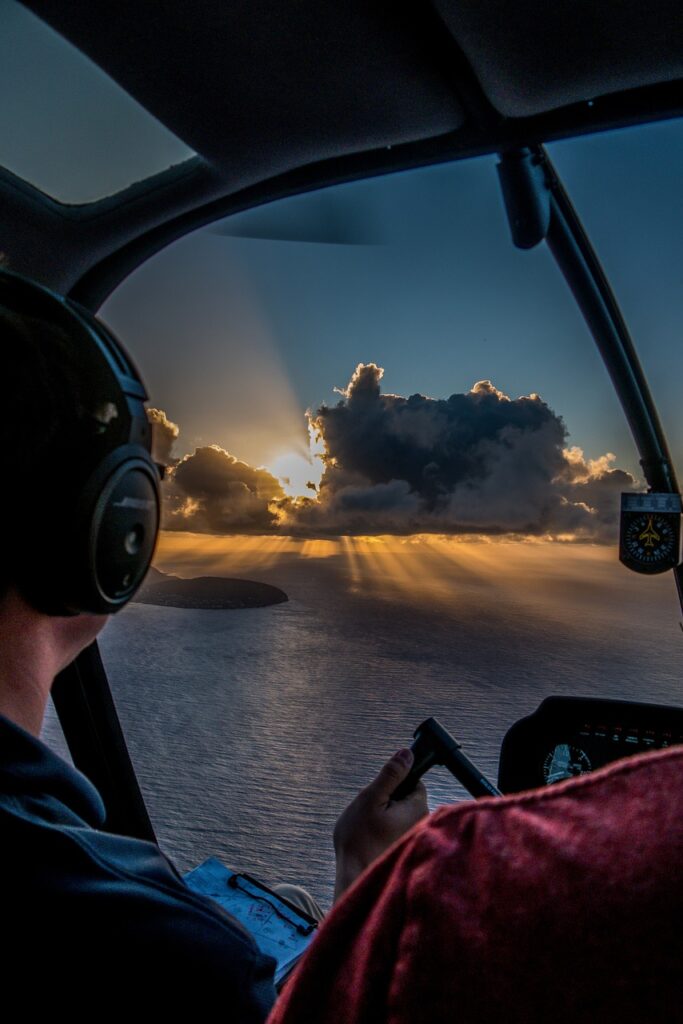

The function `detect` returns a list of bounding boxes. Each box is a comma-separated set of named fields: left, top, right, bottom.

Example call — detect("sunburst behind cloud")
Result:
left=149, top=362, right=637, bottom=542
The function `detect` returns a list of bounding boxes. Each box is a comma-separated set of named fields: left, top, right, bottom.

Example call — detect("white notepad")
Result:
left=183, top=856, right=318, bottom=985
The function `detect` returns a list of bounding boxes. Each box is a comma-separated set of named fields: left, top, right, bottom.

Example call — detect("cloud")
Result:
left=286, top=364, right=636, bottom=539
left=152, top=366, right=638, bottom=541
left=556, top=447, right=637, bottom=534
left=164, top=444, right=286, bottom=534
left=147, top=407, right=180, bottom=465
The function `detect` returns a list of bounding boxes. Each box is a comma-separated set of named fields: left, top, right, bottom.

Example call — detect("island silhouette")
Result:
left=134, top=567, right=288, bottom=610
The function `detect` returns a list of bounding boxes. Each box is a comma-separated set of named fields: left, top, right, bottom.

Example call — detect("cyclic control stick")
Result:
left=391, top=716, right=502, bottom=802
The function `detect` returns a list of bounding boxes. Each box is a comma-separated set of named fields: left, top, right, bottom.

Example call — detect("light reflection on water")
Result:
left=47, top=547, right=682, bottom=909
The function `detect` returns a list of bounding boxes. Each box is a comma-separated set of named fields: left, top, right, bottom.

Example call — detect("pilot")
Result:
left=0, top=269, right=427, bottom=1010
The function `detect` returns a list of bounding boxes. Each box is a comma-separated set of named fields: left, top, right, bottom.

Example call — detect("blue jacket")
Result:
left=0, top=712, right=277, bottom=1013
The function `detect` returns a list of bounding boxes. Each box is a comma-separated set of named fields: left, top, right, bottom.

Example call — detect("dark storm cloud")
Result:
left=318, top=366, right=561, bottom=504
left=165, top=444, right=286, bottom=534
left=287, top=364, right=636, bottom=538
left=152, top=366, right=637, bottom=540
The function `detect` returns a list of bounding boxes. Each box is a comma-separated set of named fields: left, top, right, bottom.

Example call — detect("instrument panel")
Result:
left=498, top=696, right=683, bottom=794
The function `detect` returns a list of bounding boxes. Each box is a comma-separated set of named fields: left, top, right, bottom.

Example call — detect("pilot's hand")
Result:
left=332, top=748, right=428, bottom=903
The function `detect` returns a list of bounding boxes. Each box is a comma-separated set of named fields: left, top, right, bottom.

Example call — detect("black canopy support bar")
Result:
left=498, top=145, right=679, bottom=495
left=543, top=157, right=683, bottom=614
left=545, top=160, right=678, bottom=494
left=497, top=146, right=683, bottom=614
left=52, top=641, right=157, bottom=843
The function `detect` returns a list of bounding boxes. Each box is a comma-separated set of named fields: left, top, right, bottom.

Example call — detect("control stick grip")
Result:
left=391, top=725, right=440, bottom=801
left=390, top=717, right=502, bottom=802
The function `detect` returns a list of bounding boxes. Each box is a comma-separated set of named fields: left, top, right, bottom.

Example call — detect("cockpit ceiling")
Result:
left=6, top=0, right=683, bottom=298
left=22, top=1, right=465, bottom=182
left=22, top=0, right=683, bottom=186
left=433, top=1, right=683, bottom=118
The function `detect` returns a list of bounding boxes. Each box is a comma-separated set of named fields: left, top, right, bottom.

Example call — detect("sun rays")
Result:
left=153, top=532, right=623, bottom=616
left=148, top=528, right=683, bottom=637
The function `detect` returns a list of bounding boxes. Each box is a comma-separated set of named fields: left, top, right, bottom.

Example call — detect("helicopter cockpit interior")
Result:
left=1, top=0, right=682, bottom=918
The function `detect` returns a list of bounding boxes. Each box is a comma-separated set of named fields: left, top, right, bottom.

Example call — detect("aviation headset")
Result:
left=0, top=269, right=161, bottom=616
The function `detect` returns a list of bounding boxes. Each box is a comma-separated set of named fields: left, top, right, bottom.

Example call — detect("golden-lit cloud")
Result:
left=147, top=407, right=180, bottom=465
left=165, top=444, right=286, bottom=533
left=287, top=363, right=637, bottom=540
left=152, top=363, right=637, bottom=542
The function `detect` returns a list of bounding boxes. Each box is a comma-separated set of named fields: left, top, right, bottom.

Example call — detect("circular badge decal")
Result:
left=620, top=494, right=681, bottom=575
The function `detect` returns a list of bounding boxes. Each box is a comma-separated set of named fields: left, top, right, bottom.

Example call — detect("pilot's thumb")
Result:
left=370, top=748, right=414, bottom=801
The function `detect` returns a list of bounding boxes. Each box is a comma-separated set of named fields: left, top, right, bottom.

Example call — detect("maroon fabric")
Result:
left=268, top=746, right=683, bottom=1024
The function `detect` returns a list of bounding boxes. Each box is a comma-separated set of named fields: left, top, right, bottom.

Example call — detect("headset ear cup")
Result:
left=16, top=452, right=160, bottom=617
left=91, top=460, right=160, bottom=612
left=69, top=448, right=160, bottom=614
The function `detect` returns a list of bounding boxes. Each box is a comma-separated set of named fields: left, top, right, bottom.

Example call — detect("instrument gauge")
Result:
left=543, top=744, right=592, bottom=785
left=622, top=513, right=678, bottom=570
left=619, top=494, right=681, bottom=575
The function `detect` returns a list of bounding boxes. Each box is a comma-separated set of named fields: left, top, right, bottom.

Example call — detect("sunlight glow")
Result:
left=269, top=452, right=321, bottom=498
left=155, top=531, right=615, bottom=575
left=154, top=532, right=619, bottom=607
left=267, top=422, right=325, bottom=498
left=155, top=531, right=340, bottom=576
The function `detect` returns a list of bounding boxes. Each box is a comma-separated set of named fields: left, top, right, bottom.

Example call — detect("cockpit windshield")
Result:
left=68, top=117, right=682, bottom=906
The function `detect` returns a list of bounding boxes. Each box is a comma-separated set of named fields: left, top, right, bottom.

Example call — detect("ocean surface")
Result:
left=43, top=544, right=682, bottom=909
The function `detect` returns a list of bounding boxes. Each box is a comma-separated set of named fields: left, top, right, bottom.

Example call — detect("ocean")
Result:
left=43, top=542, right=682, bottom=909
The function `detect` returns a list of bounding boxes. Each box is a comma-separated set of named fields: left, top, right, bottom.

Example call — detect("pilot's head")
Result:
left=0, top=270, right=161, bottom=630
